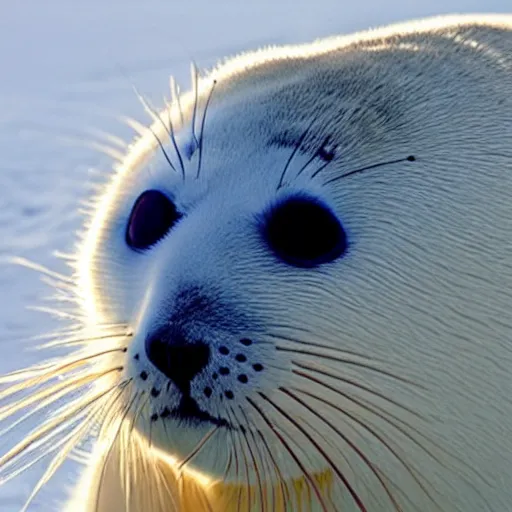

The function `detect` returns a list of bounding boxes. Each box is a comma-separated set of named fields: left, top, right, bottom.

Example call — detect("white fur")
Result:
left=64, top=14, right=512, bottom=511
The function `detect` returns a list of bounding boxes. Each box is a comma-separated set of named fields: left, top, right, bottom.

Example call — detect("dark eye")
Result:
left=126, top=190, right=182, bottom=250
left=262, top=195, right=347, bottom=268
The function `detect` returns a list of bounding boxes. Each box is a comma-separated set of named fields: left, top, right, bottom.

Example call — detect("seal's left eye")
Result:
left=126, top=190, right=182, bottom=250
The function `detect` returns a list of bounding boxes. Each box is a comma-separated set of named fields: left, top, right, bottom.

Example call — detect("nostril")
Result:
left=145, top=327, right=210, bottom=394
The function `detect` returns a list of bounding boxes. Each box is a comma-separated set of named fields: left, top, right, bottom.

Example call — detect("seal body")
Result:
left=3, top=14, right=512, bottom=512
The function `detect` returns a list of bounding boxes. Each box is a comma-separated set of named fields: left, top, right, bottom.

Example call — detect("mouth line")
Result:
left=170, top=395, right=231, bottom=428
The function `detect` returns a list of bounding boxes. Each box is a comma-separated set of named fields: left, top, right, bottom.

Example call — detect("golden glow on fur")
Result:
left=156, top=450, right=213, bottom=487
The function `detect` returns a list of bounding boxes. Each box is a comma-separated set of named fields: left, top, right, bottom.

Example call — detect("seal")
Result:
left=1, top=14, right=511, bottom=512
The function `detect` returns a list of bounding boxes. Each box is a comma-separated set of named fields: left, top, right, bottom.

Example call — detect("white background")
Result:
left=0, top=1, right=510, bottom=509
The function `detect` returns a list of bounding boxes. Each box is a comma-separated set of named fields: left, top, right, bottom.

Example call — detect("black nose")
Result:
left=145, top=326, right=210, bottom=394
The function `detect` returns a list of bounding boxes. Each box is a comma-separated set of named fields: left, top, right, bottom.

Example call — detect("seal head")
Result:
left=2, top=15, right=511, bottom=512
left=78, top=15, right=512, bottom=511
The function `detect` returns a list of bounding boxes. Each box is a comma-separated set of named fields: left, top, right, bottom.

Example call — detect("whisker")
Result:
left=0, top=381, right=122, bottom=473
left=128, top=392, right=148, bottom=440
left=123, top=394, right=143, bottom=507
left=9, top=325, right=128, bottom=352
left=192, top=477, right=214, bottom=512
left=119, top=116, right=151, bottom=138
left=12, top=328, right=83, bottom=345
left=321, top=155, right=416, bottom=185
left=278, top=348, right=422, bottom=387
left=94, top=381, right=135, bottom=512
left=147, top=402, right=154, bottom=450
left=169, top=76, right=185, bottom=128
left=292, top=363, right=423, bottom=418
left=134, top=91, right=179, bottom=175
left=196, top=79, right=217, bottom=180
left=224, top=407, right=251, bottom=512
left=165, top=100, right=186, bottom=180
left=56, top=136, right=126, bottom=162
left=190, top=63, right=200, bottom=149
left=265, top=328, right=384, bottom=362
left=20, top=395, right=114, bottom=512
left=141, top=90, right=186, bottom=180
left=153, top=461, right=178, bottom=512
left=160, top=410, right=173, bottom=459
left=148, top=124, right=177, bottom=173
left=121, top=391, right=145, bottom=510
left=9, top=257, right=74, bottom=284
left=40, top=280, right=75, bottom=297
left=254, top=423, right=290, bottom=508
left=257, top=422, right=291, bottom=505
left=86, top=128, right=128, bottom=149
left=293, top=366, right=488, bottom=491
left=257, top=392, right=366, bottom=512
left=237, top=406, right=269, bottom=512
left=308, top=159, right=333, bottom=180
left=221, top=441, right=234, bottom=482
left=41, top=321, right=130, bottom=335
left=177, top=426, right=219, bottom=473
left=53, top=249, right=76, bottom=262
left=281, top=387, right=403, bottom=511
left=288, top=386, right=438, bottom=510
left=246, top=396, right=330, bottom=512
left=0, top=348, right=126, bottom=397
left=0, top=363, right=59, bottom=384
left=37, top=330, right=130, bottom=349
left=0, top=409, right=90, bottom=485
left=28, top=305, right=83, bottom=321
left=293, top=135, right=331, bottom=181
left=0, top=366, right=122, bottom=428
left=122, top=391, right=166, bottom=512
left=229, top=418, right=240, bottom=488
left=233, top=408, right=265, bottom=512
left=277, top=117, right=317, bottom=190
left=97, top=379, right=133, bottom=434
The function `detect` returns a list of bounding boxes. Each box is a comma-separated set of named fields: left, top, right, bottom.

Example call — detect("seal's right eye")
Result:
left=126, top=190, right=182, bottom=250
left=262, top=194, right=347, bottom=268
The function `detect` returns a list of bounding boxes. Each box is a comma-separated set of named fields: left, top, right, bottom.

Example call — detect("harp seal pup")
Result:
left=2, top=14, right=511, bottom=512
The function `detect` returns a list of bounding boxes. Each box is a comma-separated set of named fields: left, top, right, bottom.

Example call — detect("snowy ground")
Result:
left=0, top=1, right=509, bottom=509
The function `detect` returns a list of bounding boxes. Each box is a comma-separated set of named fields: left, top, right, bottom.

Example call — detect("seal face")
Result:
left=2, top=14, right=512, bottom=512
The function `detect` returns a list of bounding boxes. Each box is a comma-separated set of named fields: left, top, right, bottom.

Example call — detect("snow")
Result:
left=0, top=0, right=509, bottom=509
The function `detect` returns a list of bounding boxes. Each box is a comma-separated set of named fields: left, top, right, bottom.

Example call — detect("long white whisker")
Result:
left=0, top=382, right=121, bottom=479
left=0, top=367, right=122, bottom=434
left=0, top=349, right=125, bottom=397
left=9, top=257, right=74, bottom=284
left=257, top=391, right=366, bottom=511
left=93, top=381, right=135, bottom=512
left=19, top=386, right=122, bottom=512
